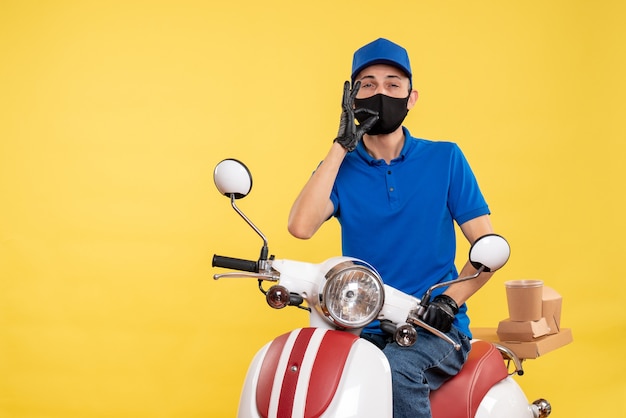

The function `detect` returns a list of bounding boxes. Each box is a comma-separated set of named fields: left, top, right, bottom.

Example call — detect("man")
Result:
left=288, top=38, right=496, bottom=417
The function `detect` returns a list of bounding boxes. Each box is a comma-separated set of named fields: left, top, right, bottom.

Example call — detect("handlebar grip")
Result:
left=212, top=254, right=258, bottom=272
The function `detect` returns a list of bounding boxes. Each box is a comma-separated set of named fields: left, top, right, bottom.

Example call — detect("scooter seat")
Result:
left=430, top=340, right=508, bottom=418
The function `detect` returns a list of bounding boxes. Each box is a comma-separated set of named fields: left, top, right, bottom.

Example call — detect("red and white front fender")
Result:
left=238, top=328, right=392, bottom=418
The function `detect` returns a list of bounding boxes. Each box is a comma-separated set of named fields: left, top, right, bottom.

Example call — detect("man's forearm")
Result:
left=288, top=143, right=346, bottom=239
left=445, top=215, right=496, bottom=305
left=444, top=260, right=494, bottom=306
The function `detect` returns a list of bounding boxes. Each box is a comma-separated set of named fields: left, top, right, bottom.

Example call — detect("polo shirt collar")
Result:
left=355, top=127, right=414, bottom=165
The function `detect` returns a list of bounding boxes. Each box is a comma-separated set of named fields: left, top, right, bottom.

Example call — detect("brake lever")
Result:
left=406, top=312, right=462, bottom=351
left=213, top=272, right=279, bottom=281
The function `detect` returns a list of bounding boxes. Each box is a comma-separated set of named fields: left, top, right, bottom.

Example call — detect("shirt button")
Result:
left=389, top=187, right=394, bottom=192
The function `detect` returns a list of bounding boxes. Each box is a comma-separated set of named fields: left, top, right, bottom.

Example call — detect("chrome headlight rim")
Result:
left=320, top=259, right=385, bottom=329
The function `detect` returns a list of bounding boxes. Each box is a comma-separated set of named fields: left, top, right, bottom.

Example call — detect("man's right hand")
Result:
left=334, top=81, right=378, bottom=152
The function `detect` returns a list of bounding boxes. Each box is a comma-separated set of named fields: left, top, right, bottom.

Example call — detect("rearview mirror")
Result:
left=469, top=234, right=510, bottom=272
left=213, top=159, right=252, bottom=199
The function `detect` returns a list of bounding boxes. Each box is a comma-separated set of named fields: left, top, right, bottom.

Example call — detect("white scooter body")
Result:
left=476, top=377, right=538, bottom=418
left=235, top=259, right=538, bottom=418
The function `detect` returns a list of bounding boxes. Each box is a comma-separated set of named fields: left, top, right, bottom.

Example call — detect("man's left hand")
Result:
left=420, top=295, right=459, bottom=333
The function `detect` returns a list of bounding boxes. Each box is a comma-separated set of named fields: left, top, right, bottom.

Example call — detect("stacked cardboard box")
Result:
left=472, top=286, right=573, bottom=359
left=496, top=286, right=563, bottom=341
left=472, top=327, right=573, bottom=359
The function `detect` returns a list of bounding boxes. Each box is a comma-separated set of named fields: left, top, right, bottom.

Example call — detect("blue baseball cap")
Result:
left=351, top=38, right=412, bottom=83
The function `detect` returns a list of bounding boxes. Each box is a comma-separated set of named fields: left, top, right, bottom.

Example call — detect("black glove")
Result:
left=420, top=295, right=459, bottom=333
left=334, top=81, right=379, bottom=152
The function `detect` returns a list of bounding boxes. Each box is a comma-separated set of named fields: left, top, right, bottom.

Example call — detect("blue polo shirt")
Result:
left=329, top=128, right=490, bottom=337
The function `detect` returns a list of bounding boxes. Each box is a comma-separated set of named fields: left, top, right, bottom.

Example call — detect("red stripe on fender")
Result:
left=256, top=332, right=291, bottom=418
left=277, top=328, right=317, bottom=418
left=304, top=331, right=359, bottom=418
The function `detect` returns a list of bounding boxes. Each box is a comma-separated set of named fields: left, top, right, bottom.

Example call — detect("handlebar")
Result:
left=212, top=254, right=258, bottom=272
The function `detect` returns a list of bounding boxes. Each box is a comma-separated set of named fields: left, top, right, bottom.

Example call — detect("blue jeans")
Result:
left=362, top=326, right=471, bottom=418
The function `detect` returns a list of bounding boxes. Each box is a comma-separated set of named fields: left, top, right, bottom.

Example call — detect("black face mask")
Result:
left=354, top=93, right=410, bottom=135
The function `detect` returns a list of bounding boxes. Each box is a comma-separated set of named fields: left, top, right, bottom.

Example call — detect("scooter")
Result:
left=211, top=158, right=552, bottom=418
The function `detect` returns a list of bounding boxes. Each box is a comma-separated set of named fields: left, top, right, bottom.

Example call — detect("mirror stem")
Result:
left=230, top=194, right=270, bottom=266
left=420, top=265, right=485, bottom=307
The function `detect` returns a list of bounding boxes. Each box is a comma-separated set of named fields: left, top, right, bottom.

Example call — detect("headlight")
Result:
left=320, top=260, right=384, bottom=329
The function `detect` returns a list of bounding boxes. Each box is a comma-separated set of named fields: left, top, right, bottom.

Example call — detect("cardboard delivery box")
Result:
left=496, top=317, right=552, bottom=341
left=473, top=327, right=573, bottom=360
left=542, top=286, right=563, bottom=333
left=474, top=284, right=571, bottom=359
left=496, top=285, right=564, bottom=342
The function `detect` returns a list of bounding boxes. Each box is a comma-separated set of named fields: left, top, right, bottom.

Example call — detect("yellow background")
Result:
left=1, top=1, right=624, bottom=417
